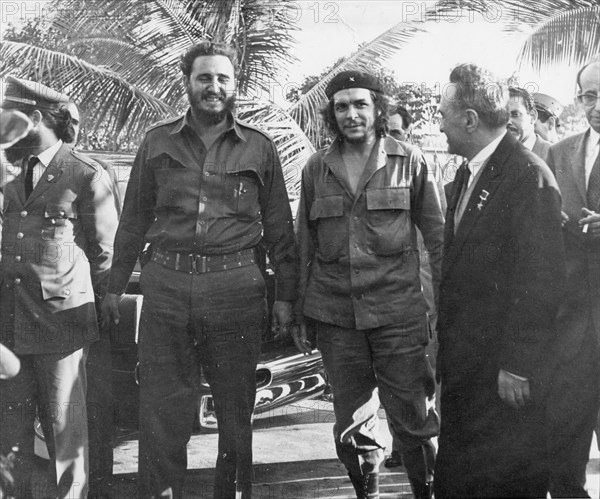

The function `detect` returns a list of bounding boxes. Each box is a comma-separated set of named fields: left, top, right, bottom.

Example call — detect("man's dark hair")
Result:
left=448, top=63, right=509, bottom=128
left=320, top=90, right=390, bottom=141
left=509, top=86, right=536, bottom=113
left=9, top=102, right=75, bottom=143
left=179, top=41, right=239, bottom=78
left=391, top=105, right=413, bottom=129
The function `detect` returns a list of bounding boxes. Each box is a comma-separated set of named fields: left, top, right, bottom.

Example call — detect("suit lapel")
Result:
left=443, top=134, right=513, bottom=276
left=24, top=144, right=68, bottom=207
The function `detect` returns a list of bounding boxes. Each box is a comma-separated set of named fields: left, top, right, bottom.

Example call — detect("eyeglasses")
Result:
left=577, top=93, right=599, bottom=106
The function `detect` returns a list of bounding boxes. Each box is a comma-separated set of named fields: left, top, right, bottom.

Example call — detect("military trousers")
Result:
left=314, top=317, right=439, bottom=487
left=137, top=260, right=266, bottom=499
left=0, top=347, right=89, bottom=499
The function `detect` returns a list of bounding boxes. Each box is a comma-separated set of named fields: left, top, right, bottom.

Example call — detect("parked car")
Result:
left=34, top=150, right=326, bottom=457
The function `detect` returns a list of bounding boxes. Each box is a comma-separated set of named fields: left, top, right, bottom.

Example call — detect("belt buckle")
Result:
left=189, top=254, right=207, bottom=274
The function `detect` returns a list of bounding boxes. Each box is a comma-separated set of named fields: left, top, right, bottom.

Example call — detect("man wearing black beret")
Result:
left=0, top=76, right=119, bottom=499
left=293, top=70, right=444, bottom=498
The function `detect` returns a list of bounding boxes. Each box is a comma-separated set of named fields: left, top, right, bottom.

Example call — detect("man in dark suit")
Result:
left=434, top=64, right=565, bottom=498
left=0, top=77, right=119, bottom=499
left=545, top=57, right=600, bottom=498
left=508, top=86, right=552, bottom=161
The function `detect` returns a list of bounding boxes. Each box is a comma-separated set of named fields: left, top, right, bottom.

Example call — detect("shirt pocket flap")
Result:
left=226, top=164, right=265, bottom=186
left=309, top=196, right=344, bottom=220
left=44, top=203, right=76, bottom=219
left=41, top=280, right=71, bottom=300
left=366, top=188, right=409, bottom=210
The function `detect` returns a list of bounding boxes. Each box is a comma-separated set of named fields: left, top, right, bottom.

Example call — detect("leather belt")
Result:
left=150, top=248, right=256, bottom=274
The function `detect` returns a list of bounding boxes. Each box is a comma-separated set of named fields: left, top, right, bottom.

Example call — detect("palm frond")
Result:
left=237, top=99, right=315, bottom=198
left=428, top=0, right=597, bottom=28
left=288, top=21, right=423, bottom=146
left=0, top=40, right=177, bottom=140
left=516, top=7, right=600, bottom=71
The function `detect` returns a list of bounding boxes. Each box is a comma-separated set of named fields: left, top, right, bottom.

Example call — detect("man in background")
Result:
left=508, top=86, right=552, bottom=161
left=66, top=101, right=120, bottom=499
left=533, top=92, right=563, bottom=144
left=383, top=105, right=441, bottom=480
left=544, top=57, right=600, bottom=498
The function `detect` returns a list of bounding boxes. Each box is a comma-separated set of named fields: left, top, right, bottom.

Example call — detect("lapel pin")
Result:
left=47, top=174, right=55, bottom=182
left=477, top=189, right=490, bottom=211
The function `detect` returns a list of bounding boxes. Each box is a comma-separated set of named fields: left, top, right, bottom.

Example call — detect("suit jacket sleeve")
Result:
left=499, top=163, right=566, bottom=379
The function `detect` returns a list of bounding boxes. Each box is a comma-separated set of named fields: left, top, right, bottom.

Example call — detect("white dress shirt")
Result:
left=585, top=127, right=600, bottom=188
left=30, top=139, right=63, bottom=190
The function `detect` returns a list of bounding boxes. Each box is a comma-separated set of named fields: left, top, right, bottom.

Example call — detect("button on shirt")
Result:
left=107, top=111, right=298, bottom=299
left=296, top=137, right=444, bottom=331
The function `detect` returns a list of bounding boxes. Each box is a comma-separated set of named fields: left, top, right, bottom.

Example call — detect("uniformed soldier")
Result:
left=0, top=77, right=119, bottom=499
left=101, top=42, right=298, bottom=499
left=533, top=92, right=564, bottom=144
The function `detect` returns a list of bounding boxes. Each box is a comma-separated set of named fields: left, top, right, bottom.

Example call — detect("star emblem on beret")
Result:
left=349, top=76, right=355, bottom=82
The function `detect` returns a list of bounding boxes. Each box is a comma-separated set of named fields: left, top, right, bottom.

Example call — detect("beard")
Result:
left=344, top=133, right=368, bottom=144
left=188, top=87, right=236, bottom=125
left=4, top=129, right=41, bottom=164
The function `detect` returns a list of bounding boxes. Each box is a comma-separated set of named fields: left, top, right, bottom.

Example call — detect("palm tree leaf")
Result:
left=236, top=99, right=315, bottom=198
left=0, top=40, right=177, bottom=141
left=516, top=7, right=600, bottom=71
left=288, top=21, right=424, bottom=146
left=428, top=0, right=597, bottom=28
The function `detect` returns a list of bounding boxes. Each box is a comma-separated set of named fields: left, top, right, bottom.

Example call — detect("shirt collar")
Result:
left=35, top=139, right=63, bottom=167
left=468, top=130, right=506, bottom=178
left=172, top=109, right=246, bottom=142
left=522, top=132, right=537, bottom=151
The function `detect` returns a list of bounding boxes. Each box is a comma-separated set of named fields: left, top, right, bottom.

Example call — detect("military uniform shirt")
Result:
left=108, top=110, right=298, bottom=300
left=296, top=137, right=444, bottom=332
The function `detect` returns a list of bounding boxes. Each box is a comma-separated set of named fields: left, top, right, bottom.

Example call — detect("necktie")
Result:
left=454, top=161, right=471, bottom=230
left=457, top=161, right=471, bottom=197
left=587, top=149, right=600, bottom=211
left=25, top=156, right=38, bottom=198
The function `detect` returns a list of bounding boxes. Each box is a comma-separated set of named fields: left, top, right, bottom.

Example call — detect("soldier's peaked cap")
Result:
left=2, top=76, right=70, bottom=111
left=532, top=92, right=563, bottom=118
left=325, top=71, right=383, bottom=99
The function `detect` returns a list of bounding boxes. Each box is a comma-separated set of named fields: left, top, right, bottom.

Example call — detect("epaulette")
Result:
left=145, top=115, right=183, bottom=133
left=70, top=149, right=102, bottom=171
left=235, top=119, right=275, bottom=142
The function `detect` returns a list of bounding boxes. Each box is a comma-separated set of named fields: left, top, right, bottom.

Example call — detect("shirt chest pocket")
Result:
left=224, top=167, right=263, bottom=220
left=365, top=188, right=412, bottom=255
left=366, top=188, right=410, bottom=222
left=42, top=203, right=77, bottom=241
left=309, top=196, right=344, bottom=262
left=151, top=155, right=197, bottom=213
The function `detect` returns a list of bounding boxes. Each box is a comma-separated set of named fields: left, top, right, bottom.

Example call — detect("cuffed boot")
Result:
left=348, top=472, right=379, bottom=499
